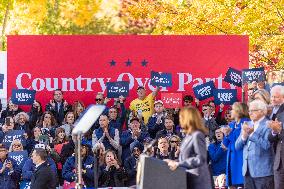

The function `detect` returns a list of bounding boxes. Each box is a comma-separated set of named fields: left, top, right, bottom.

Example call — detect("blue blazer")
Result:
left=222, top=118, right=250, bottom=186
left=235, top=117, right=274, bottom=178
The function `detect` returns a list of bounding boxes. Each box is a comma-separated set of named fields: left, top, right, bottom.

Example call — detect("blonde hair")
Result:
left=253, top=89, right=270, bottom=105
left=9, top=139, right=24, bottom=152
left=179, top=107, right=208, bottom=135
left=232, top=102, right=249, bottom=119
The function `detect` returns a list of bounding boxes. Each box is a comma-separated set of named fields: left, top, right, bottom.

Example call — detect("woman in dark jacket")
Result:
left=26, top=127, right=42, bottom=155
left=99, top=149, right=128, bottom=187
left=37, top=111, right=57, bottom=138
left=28, top=100, right=43, bottom=130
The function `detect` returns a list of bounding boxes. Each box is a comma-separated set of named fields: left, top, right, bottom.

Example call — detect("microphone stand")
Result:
left=75, top=132, right=83, bottom=189
left=94, top=148, right=100, bottom=188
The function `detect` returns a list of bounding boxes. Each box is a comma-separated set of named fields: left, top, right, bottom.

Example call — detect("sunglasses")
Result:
left=96, top=98, right=103, bottom=101
left=170, top=140, right=179, bottom=143
left=109, top=111, right=117, bottom=113
left=13, top=144, right=21, bottom=147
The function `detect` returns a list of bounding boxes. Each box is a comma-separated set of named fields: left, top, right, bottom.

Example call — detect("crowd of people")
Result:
left=0, top=79, right=283, bottom=189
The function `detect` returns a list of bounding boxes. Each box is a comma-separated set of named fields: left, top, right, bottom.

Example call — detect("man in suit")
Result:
left=235, top=100, right=274, bottom=189
left=270, top=85, right=284, bottom=120
left=30, top=148, right=56, bottom=189
left=45, top=89, right=71, bottom=124
left=268, top=85, right=284, bottom=189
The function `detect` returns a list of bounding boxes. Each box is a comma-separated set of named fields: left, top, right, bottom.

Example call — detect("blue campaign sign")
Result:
left=242, top=67, right=266, bottom=84
left=106, top=81, right=129, bottom=98
left=193, top=81, right=216, bottom=101
left=0, top=73, right=4, bottom=89
left=213, top=89, right=237, bottom=105
left=150, top=71, right=172, bottom=87
left=20, top=181, right=31, bottom=189
left=8, top=150, right=29, bottom=168
left=3, top=130, right=25, bottom=148
left=224, top=67, right=242, bottom=87
left=11, top=88, right=36, bottom=105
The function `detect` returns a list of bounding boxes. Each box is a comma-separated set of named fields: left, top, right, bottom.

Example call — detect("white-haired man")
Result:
left=268, top=85, right=284, bottom=189
left=235, top=100, right=274, bottom=189
left=269, top=85, right=284, bottom=120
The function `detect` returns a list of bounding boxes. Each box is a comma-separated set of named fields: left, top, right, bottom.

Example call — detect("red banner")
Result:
left=161, top=93, right=183, bottom=108
left=7, top=35, right=249, bottom=108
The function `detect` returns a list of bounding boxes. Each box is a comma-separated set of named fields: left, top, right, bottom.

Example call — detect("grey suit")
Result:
left=235, top=117, right=274, bottom=189
left=268, top=111, right=284, bottom=189
left=178, top=131, right=212, bottom=189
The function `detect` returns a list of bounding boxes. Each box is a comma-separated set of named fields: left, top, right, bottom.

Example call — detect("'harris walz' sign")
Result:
left=106, top=81, right=129, bottom=98
left=150, top=71, right=172, bottom=87
left=242, top=67, right=266, bottom=84
left=8, top=150, right=28, bottom=168
left=224, top=67, right=242, bottom=87
left=3, top=130, right=25, bottom=148
left=213, top=89, right=237, bottom=105
left=11, top=89, right=36, bottom=105
left=161, top=93, right=182, bottom=108
left=193, top=81, right=215, bottom=101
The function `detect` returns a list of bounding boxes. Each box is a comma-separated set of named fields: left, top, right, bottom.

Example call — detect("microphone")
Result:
left=143, top=139, right=157, bottom=154
left=72, top=105, right=105, bottom=135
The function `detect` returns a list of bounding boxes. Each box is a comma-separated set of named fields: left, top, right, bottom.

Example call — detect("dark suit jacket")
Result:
left=45, top=101, right=71, bottom=124
left=271, top=104, right=284, bottom=121
left=30, top=161, right=57, bottom=189
left=178, top=131, right=212, bottom=189
left=268, top=110, right=284, bottom=171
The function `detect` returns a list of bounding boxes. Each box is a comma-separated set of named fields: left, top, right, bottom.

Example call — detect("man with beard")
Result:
left=124, top=141, right=144, bottom=187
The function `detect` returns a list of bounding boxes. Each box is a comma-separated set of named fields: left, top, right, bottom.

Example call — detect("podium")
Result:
left=136, top=155, right=187, bottom=189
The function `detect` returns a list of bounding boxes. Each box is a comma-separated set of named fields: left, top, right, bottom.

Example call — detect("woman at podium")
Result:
left=164, top=106, right=212, bottom=189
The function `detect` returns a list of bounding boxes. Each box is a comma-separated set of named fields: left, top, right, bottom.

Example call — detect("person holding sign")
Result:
left=108, top=96, right=127, bottom=133
left=130, top=86, right=160, bottom=125
left=0, top=143, right=21, bottom=189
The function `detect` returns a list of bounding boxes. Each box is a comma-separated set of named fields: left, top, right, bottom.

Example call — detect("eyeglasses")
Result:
left=249, top=109, right=260, bottom=113
left=13, top=144, right=21, bottom=147
left=96, top=98, right=103, bottom=101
